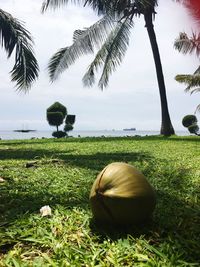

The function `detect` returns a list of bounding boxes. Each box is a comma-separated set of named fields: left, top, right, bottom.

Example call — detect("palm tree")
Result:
left=0, top=8, right=39, bottom=92
left=42, top=0, right=175, bottom=136
left=174, top=32, right=200, bottom=112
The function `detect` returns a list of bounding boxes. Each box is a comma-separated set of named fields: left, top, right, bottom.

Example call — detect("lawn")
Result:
left=0, top=135, right=199, bottom=266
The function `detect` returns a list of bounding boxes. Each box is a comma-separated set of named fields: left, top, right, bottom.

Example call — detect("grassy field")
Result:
left=0, top=135, right=199, bottom=266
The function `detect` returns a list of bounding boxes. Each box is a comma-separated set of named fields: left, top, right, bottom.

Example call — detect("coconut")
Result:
left=90, top=162, right=156, bottom=225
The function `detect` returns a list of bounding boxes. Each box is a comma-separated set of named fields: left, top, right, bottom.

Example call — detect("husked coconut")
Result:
left=90, top=162, right=156, bottom=225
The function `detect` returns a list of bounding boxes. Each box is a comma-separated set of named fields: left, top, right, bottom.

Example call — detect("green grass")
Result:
left=0, top=135, right=199, bottom=266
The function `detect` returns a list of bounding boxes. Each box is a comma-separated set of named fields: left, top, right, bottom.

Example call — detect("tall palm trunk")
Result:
left=144, top=13, right=175, bottom=136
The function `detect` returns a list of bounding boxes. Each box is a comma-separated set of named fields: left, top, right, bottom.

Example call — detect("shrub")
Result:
left=46, top=102, right=76, bottom=138
left=47, top=102, right=67, bottom=117
left=182, top=115, right=197, bottom=128
left=47, top=112, right=64, bottom=128
left=47, top=102, right=67, bottom=135
left=64, top=124, right=73, bottom=132
left=52, top=131, right=66, bottom=138
left=64, top=114, right=76, bottom=136
left=65, top=115, right=76, bottom=125
left=188, top=124, right=199, bottom=134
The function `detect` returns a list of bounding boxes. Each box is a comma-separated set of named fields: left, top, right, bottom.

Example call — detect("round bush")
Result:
left=90, top=162, right=156, bottom=225
left=65, top=115, right=76, bottom=125
left=47, top=102, right=67, bottom=117
left=182, top=115, right=197, bottom=128
left=188, top=123, right=199, bottom=134
left=64, top=123, right=73, bottom=132
left=47, top=112, right=64, bottom=127
left=52, top=131, right=66, bottom=138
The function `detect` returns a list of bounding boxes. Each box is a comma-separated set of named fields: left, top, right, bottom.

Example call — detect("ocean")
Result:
left=0, top=130, right=189, bottom=140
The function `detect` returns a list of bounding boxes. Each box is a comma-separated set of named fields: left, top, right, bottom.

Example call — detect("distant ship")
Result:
left=123, top=128, right=136, bottom=131
left=13, top=129, right=36, bottom=133
left=14, top=123, right=36, bottom=133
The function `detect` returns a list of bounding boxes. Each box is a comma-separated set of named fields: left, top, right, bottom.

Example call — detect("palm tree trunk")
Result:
left=144, top=13, right=175, bottom=136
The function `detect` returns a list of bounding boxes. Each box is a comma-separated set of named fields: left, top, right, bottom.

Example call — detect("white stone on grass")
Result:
left=40, top=205, right=52, bottom=217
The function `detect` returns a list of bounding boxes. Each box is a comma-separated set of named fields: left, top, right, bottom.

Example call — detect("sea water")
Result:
left=0, top=130, right=189, bottom=140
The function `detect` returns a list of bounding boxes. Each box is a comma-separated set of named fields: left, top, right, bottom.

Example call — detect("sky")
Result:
left=0, top=0, right=199, bottom=131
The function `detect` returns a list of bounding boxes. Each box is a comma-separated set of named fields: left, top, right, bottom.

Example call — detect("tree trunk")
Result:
left=144, top=13, right=175, bottom=136
left=56, top=125, right=59, bottom=132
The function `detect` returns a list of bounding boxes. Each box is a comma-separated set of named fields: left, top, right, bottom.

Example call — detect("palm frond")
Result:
left=175, top=74, right=195, bottom=84
left=194, top=65, right=200, bottom=75
left=83, top=18, right=133, bottom=89
left=41, top=0, right=159, bottom=18
left=98, top=19, right=132, bottom=89
left=72, top=15, right=115, bottom=47
left=41, top=0, right=109, bottom=14
left=174, top=32, right=200, bottom=57
left=175, top=74, right=200, bottom=93
left=48, top=16, right=115, bottom=81
left=11, top=44, right=39, bottom=92
left=0, top=9, right=39, bottom=92
left=195, top=104, right=200, bottom=113
left=42, top=0, right=70, bottom=12
left=82, top=43, right=107, bottom=87
left=190, top=87, right=200, bottom=93
left=80, top=0, right=111, bottom=15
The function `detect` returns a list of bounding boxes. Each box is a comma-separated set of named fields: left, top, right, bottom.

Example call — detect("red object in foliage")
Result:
left=184, top=0, right=200, bottom=23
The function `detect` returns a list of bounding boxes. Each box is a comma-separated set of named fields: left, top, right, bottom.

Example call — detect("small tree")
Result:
left=64, top=114, right=76, bottom=136
left=47, top=111, right=64, bottom=132
left=46, top=102, right=76, bottom=138
left=47, top=102, right=67, bottom=137
left=182, top=114, right=199, bottom=136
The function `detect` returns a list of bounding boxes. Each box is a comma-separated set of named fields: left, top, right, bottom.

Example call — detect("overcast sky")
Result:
left=0, top=0, right=199, bottom=131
